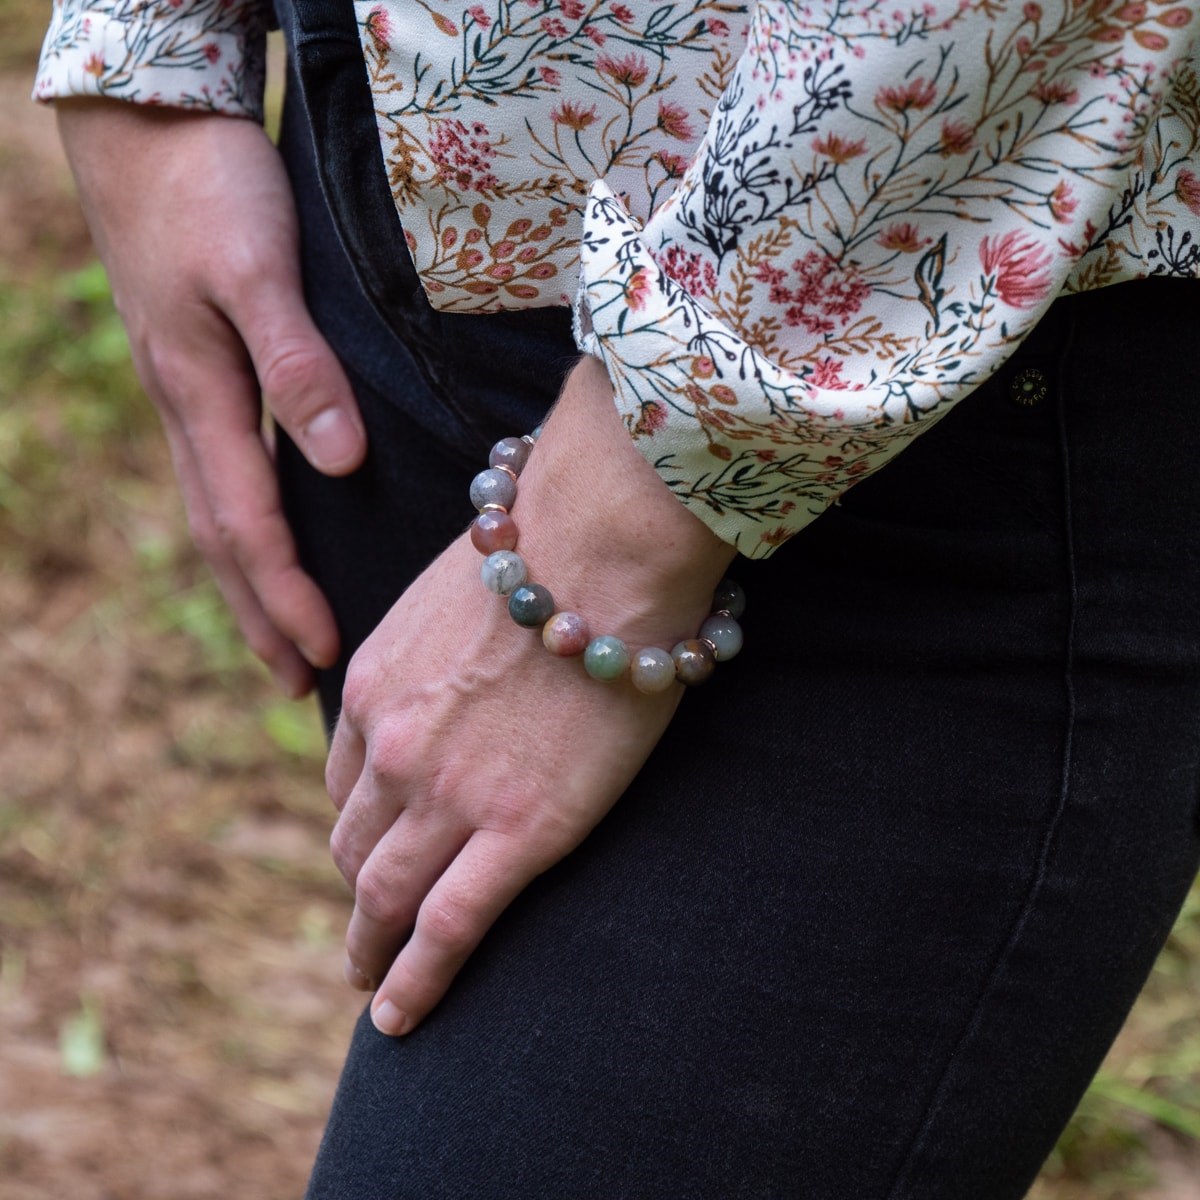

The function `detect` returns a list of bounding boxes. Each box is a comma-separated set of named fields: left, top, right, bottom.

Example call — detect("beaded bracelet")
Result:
left=467, top=429, right=744, bottom=692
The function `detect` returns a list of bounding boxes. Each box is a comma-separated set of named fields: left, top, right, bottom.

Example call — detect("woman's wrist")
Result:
left=485, top=355, right=737, bottom=651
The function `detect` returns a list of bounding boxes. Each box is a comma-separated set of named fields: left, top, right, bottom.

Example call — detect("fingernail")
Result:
left=344, top=958, right=373, bottom=991
left=304, top=408, right=361, bottom=472
left=372, top=999, right=409, bottom=1037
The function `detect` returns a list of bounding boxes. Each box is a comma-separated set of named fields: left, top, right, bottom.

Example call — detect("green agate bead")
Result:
left=671, top=639, right=716, bottom=686
left=481, top=551, right=527, bottom=596
left=629, top=647, right=677, bottom=694
left=583, top=635, right=630, bottom=681
left=509, top=583, right=555, bottom=627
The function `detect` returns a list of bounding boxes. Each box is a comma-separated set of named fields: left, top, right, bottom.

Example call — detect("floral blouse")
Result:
left=37, top=0, right=1200, bottom=557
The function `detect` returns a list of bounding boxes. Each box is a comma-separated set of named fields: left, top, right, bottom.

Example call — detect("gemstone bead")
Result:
left=671, top=639, right=717, bottom=686
left=542, top=611, right=591, bottom=656
left=699, top=615, right=743, bottom=662
left=583, top=635, right=631, bottom=681
left=488, top=436, right=531, bottom=475
left=711, top=578, right=746, bottom=620
left=509, top=583, right=555, bottom=627
left=469, top=467, right=517, bottom=512
left=471, top=510, right=519, bottom=555
left=481, top=550, right=527, bottom=596
left=629, top=647, right=677, bottom=694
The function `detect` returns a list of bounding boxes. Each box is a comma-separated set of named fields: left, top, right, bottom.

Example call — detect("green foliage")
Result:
left=59, top=994, right=107, bottom=1078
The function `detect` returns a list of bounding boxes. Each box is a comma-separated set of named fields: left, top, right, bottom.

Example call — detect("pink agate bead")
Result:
left=542, top=611, right=591, bottom=656
left=471, top=510, right=519, bottom=554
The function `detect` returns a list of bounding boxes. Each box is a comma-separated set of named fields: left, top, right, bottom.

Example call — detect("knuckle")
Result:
left=340, top=658, right=371, bottom=720
left=355, top=868, right=405, bottom=928
left=329, top=825, right=360, bottom=887
left=419, top=892, right=475, bottom=953
left=258, top=341, right=322, bottom=405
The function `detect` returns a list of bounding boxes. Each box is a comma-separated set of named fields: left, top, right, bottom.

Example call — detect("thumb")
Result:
left=231, top=274, right=367, bottom=476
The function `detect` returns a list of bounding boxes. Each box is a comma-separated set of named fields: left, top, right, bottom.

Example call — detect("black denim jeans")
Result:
left=274, top=4, right=1200, bottom=1195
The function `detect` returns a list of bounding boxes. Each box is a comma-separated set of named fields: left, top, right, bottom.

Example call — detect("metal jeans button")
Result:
left=1010, top=367, right=1049, bottom=407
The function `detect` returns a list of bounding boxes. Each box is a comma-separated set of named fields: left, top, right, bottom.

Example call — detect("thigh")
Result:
left=287, top=275, right=1200, bottom=1199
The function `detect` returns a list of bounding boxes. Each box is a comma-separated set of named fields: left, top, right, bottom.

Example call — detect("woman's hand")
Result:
left=56, top=100, right=366, bottom=697
left=327, top=356, right=736, bottom=1035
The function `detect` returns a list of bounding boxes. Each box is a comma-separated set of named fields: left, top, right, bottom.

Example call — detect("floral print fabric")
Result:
left=35, top=0, right=268, bottom=118
left=37, top=0, right=1200, bottom=557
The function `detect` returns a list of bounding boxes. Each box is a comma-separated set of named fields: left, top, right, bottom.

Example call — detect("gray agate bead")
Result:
left=699, top=615, right=743, bottom=662
left=470, top=467, right=518, bottom=512
left=629, top=647, right=676, bottom=694
left=711, top=578, right=746, bottom=620
left=488, top=437, right=531, bottom=475
left=481, top=551, right=527, bottom=596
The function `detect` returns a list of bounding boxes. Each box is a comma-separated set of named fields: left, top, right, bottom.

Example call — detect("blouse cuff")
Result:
left=34, top=0, right=268, bottom=121
left=574, top=181, right=929, bottom=560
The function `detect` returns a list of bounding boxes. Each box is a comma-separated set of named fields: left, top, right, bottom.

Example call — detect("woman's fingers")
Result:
left=222, top=265, right=366, bottom=478
left=154, top=381, right=316, bottom=697
left=150, top=313, right=342, bottom=671
left=343, top=813, right=471, bottom=992
left=368, top=831, right=546, bottom=1036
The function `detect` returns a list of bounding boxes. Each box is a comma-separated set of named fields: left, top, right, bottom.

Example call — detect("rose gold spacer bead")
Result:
left=492, top=464, right=519, bottom=483
left=699, top=638, right=720, bottom=657
left=480, top=503, right=509, bottom=514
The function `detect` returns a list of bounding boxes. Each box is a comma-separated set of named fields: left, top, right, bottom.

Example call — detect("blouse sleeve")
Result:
left=34, top=0, right=270, bottom=121
left=574, top=1, right=1200, bottom=559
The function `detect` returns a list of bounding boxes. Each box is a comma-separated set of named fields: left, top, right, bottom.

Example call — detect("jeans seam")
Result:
left=882, top=311, right=1081, bottom=1199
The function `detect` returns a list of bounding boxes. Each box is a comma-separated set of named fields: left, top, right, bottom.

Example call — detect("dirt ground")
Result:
left=0, top=67, right=362, bottom=1200
left=2, top=36, right=1199, bottom=1200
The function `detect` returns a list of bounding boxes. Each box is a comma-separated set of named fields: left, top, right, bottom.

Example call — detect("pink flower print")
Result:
left=1157, top=6, right=1193, bottom=27
left=938, top=119, right=974, bottom=155
left=585, top=25, right=607, bottom=44
left=467, top=5, right=491, bottom=29
left=431, top=12, right=459, bottom=35
left=83, top=52, right=105, bottom=76
left=1176, top=169, right=1200, bottom=216
left=1023, top=1, right=1042, bottom=18
left=559, top=0, right=585, bottom=17
left=979, top=231, right=1054, bottom=309
left=876, top=77, right=937, bottom=113
left=657, top=101, right=695, bottom=140
left=707, top=18, right=729, bottom=36
left=597, top=52, right=649, bottom=87
left=540, top=65, right=562, bottom=86
left=632, top=400, right=668, bottom=436
left=779, top=252, right=872, bottom=335
left=1032, top=78, right=1080, bottom=105
left=552, top=100, right=598, bottom=129
left=809, top=358, right=849, bottom=389
left=812, top=133, right=867, bottom=163
left=610, top=3, right=635, bottom=22
left=877, top=222, right=926, bottom=252
left=203, top=43, right=221, bottom=64
left=652, top=245, right=718, bottom=299
left=1048, top=180, right=1077, bottom=223
left=655, top=151, right=689, bottom=178
left=429, top=119, right=500, bottom=192
left=625, top=267, right=653, bottom=311
left=540, top=16, right=568, bottom=37
left=365, top=5, right=391, bottom=47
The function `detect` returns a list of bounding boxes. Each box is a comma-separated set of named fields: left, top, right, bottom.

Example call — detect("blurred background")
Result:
left=1, top=4, right=1198, bottom=1197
